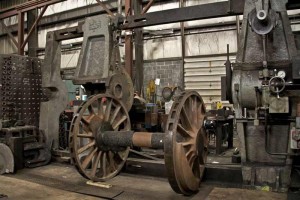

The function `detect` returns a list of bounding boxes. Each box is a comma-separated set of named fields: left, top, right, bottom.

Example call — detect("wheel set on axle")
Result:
left=69, top=91, right=208, bottom=195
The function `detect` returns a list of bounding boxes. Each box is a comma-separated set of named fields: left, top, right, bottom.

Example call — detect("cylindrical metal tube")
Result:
left=132, top=132, right=152, bottom=147
left=98, top=131, right=165, bottom=149
left=132, top=132, right=164, bottom=149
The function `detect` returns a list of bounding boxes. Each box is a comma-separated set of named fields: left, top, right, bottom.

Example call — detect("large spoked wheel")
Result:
left=165, top=91, right=208, bottom=195
left=69, top=94, right=131, bottom=182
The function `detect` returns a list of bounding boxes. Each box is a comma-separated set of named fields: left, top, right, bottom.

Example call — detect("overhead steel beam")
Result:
left=122, top=0, right=245, bottom=29
left=0, top=0, right=66, bottom=20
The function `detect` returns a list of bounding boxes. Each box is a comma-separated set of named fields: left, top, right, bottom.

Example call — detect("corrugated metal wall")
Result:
left=185, top=55, right=235, bottom=109
left=183, top=29, right=238, bottom=108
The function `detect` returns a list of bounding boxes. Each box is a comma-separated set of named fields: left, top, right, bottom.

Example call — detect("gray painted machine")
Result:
left=224, top=0, right=300, bottom=191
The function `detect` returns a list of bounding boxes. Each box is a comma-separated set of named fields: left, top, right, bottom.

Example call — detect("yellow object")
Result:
left=146, top=79, right=156, bottom=103
left=261, top=186, right=270, bottom=192
left=217, top=101, right=223, bottom=109
left=86, top=180, right=112, bottom=188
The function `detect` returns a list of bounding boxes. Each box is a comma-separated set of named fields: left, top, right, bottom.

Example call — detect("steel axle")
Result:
left=97, top=130, right=165, bottom=150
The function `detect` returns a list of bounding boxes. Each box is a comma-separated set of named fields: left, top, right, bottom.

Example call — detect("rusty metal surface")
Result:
left=106, top=68, right=134, bottom=111
left=132, top=132, right=152, bottom=148
left=164, top=91, right=208, bottom=195
left=69, top=94, right=130, bottom=182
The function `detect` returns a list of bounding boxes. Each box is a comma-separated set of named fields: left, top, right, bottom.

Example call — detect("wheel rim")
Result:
left=164, top=91, right=208, bottom=195
left=69, top=94, right=131, bottom=181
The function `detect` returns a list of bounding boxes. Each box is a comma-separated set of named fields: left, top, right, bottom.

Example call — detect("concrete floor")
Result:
left=0, top=176, right=102, bottom=200
left=0, top=162, right=288, bottom=200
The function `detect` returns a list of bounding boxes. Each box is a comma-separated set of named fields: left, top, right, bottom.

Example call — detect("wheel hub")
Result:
left=95, top=122, right=113, bottom=151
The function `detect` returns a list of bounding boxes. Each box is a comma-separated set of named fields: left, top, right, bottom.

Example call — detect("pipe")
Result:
left=118, top=0, right=122, bottom=14
left=236, top=15, right=240, bottom=48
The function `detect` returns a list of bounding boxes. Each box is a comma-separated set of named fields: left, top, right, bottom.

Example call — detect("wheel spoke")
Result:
left=102, top=152, right=107, bottom=176
left=182, top=141, right=193, bottom=147
left=104, top=99, right=112, bottom=121
left=188, top=154, right=197, bottom=167
left=191, top=97, right=198, bottom=128
left=88, top=105, right=95, bottom=115
left=77, top=132, right=94, bottom=138
left=108, top=151, right=116, bottom=171
left=91, top=151, right=102, bottom=177
left=188, top=96, right=193, bottom=112
left=110, top=105, right=121, bottom=124
left=178, top=124, right=193, bottom=138
left=81, top=122, right=90, bottom=133
left=116, top=151, right=126, bottom=161
left=112, top=115, right=127, bottom=130
left=82, top=147, right=98, bottom=170
left=186, top=148, right=194, bottom=160
left=78, top=140, right=95, bottom=154
left=98, top=98, right=104, bottom=117
left=181, top=106, right=193, bottom=131
left=82, top=116, right=93, bottom=125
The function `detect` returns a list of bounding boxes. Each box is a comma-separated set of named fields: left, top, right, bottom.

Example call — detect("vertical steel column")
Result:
left=27, top=9, right=38, bottom=57
left=21, top=6, right=48, bottom=53
left=134, top=0, right=144, bottom=95
left=236, top=15, right=240, bottom=49
left=17, top=12, right=25, bottom=55
left=118, top=0, right=122, bottom=14
left=180, top=0, right=186, bottom=89
left=125, top=0, right=133, bottom=78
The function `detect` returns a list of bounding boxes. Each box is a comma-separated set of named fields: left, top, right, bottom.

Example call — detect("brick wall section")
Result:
left=142, top=59, right=183, bottom=100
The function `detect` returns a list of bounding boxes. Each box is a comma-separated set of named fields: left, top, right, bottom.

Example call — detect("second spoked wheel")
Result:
left=69, top=91, right=207, bottom=195
left=165, top=91, right=208, bottom=195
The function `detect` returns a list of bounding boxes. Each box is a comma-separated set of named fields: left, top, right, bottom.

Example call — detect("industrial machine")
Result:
left=223, top=0, right=300, bottom=191
left=0, top=50, right=67, bottom=173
